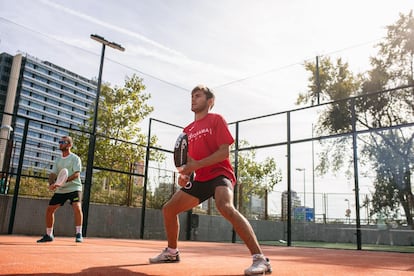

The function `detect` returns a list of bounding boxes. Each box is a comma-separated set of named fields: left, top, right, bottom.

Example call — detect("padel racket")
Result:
left=174, top=133, right=188, bottom=167
left=55, top=168, right=68, bottom=187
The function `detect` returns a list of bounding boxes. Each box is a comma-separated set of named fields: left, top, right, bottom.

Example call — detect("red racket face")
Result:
left=174, top=133, right=188, bottom=167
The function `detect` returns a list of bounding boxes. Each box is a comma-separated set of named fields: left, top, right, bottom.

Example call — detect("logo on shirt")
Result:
left=188, top=128, right=212, bottom=141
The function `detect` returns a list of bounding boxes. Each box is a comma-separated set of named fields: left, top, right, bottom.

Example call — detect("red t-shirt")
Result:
left=184, top=113, right=236, bottom=186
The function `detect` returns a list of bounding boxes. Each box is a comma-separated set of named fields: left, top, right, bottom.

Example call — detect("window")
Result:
left=37, top=66, right=48, bottom=75
left=47, top=90, right=60, bottom=98
left=31, top=92, right=44, bottom=100
left=33, top=74, right=48, bottom=83
left=28, top=111, right=42, bottom=119
left=33, top=84, right=46, bottom=92
left=30, top=102, right=43, bottom=110
left=57, top=121, right=70, bottom=128
left=45, top=97, right=58, bottom=106
left=27, top=130, right=40, bottom=138
left=45, top=106, right=58, bottom=115
left=30, top=122, right=41, bottom=129
left=50, top=71, right=62, bottom=80
left=62, top=94, right=73, bottom=102
left=42, top=125, right=56, bottom=132
left=44, top=117, right=57, bottom=124
left=60, top=102, right=72, bottom=111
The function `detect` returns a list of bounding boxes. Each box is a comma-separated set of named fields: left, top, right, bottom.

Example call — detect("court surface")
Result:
left=1, top=235, right=413, bottom=275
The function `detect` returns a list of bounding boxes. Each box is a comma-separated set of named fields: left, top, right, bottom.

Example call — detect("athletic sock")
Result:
left=76, top=226, right=82, bottom=234
left=46, top=228, right=53, bottom=236
left=252, top=253, right=265, bottom=259
left=167, top=247, right=178, bottom=254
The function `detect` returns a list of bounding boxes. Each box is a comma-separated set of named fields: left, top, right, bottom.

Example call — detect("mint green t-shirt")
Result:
left=52, top=153, right=82, bottom=194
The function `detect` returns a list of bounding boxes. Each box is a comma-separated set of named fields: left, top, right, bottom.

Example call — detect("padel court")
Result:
left=1, top=235, right=413, bottom=275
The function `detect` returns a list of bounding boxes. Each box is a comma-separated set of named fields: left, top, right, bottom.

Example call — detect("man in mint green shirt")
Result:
left=37, top=136, right=83, bottom=243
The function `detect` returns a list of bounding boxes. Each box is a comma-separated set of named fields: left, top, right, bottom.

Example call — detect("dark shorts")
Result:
left=49, top=191, right=82, bottom=206
left=181, top=175, right=233, bottom=203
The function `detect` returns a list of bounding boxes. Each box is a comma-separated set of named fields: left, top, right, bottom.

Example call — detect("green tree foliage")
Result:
left=297, top=56, right=361, bottom=134
left=235, top=141, right=282, bottom=218
left=72, top=74, right=163, bottom=206
left=356, top=11, right=414, bottom=225
left=10, top=168, right=50, bottom=198
left=297, top=56, right=361, bottom=177
left=148, top=181, right=176, bottom=209
left=367, top=132, right=412, bottom=220
left=298, top=11, right=414, bottom=226
left=297, top=57, right=361, bottom=108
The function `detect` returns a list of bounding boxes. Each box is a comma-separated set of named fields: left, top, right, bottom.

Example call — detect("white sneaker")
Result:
left=149, top=248, right=180, bottom=263
left=244, top=255, right=272, bottom=275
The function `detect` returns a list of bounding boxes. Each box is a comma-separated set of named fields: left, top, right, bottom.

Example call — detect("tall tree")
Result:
left=235, top=141, right=282, bottom=219
left=297, top=11, right=414, bottom=226
left=297, top=57, right=360, bottom=108
left=358, top=10, right=414, bottom=225
left=297, top=56, right=361, bottom=176
left=72, top=74, right=163, bottom=205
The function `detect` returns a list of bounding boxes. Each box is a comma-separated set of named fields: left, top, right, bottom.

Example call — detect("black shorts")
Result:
left=181, top=175, right=232, bottom=203
left=49, top=191, right=82, bottom=206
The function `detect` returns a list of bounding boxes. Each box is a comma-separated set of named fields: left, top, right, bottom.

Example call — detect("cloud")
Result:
left=40, top=0, right=184, bottom=57
left=39, top=0, right=242, bottom=84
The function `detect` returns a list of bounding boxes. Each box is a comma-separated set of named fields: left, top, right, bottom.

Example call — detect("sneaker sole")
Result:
left=244, top=270, right=271, bottom=276
left=245, top=265, right=272, bottom=275
left=149, top=259, right=180, bottom=264
left=149, top=256, right=180, bottom=264
left=37, top=239, right=54, bottom=243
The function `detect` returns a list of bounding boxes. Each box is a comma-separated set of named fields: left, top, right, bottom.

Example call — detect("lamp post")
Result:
left=296, top=168, right=306, bottom=207
left=0, top=125, right=13, bottom=140
left=296, top=168, right=306, bottom=222
left=0, top=125, right=13, bottom=171
left=83, top=34, right=125, bottom=236
left=311, top=123, right=315, bottom=222
left=345, top=198, right=351, bottom=224
left=0, top=125, right=13, bottom=194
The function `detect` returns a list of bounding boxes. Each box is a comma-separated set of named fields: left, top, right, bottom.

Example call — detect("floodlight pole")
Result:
left=0, top=125, right=13, bottom=171
left=83, top=34, right=124, bottom=236
left=296, top=168, right=306, bottom=207
left=296, top=168, right=306, bottom=222
left=345, top=199, right=350, bottom=224
left=0, top=125, right=13, bottom=194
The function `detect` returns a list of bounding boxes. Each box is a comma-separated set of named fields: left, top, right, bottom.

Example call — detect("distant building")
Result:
left=249, top=194, right=265, bottom=217
left=281, top=190, right=301, bottom=221
left=0, top=52, right=97, bottom=174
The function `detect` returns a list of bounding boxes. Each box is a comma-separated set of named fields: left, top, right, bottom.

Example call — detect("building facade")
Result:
left=0, top=52, right=97, bottom=177
left=281, top=190, right=301, bottom=221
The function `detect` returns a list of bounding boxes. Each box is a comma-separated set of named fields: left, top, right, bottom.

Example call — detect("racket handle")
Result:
left=177, top=165, right=186, bottom=173
left=178, top=174, right=190, bottom=187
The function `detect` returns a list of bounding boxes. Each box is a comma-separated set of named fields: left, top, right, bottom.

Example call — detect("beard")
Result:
left=191, top=102, right=209, bottom=113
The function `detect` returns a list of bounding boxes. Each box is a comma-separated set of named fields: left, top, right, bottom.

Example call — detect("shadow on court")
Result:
left=1, top=235, right=413, bottom=275
left=4, top=265, right=151, bottom=276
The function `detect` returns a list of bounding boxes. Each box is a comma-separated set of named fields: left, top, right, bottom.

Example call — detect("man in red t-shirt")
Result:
left=149, top=85, right=272, bottom=275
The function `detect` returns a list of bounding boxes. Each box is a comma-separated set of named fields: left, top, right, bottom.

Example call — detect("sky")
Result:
left=1, top=0, right=413, bottom=217
left=1, top=0, right=412, bottom=126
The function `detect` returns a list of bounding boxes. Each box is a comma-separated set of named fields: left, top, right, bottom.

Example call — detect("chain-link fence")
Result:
left=1, top=85, right=413, bottom=249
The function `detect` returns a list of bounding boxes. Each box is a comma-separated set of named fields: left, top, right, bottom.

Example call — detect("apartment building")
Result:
left=0, top=52, right=97, bottom=175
